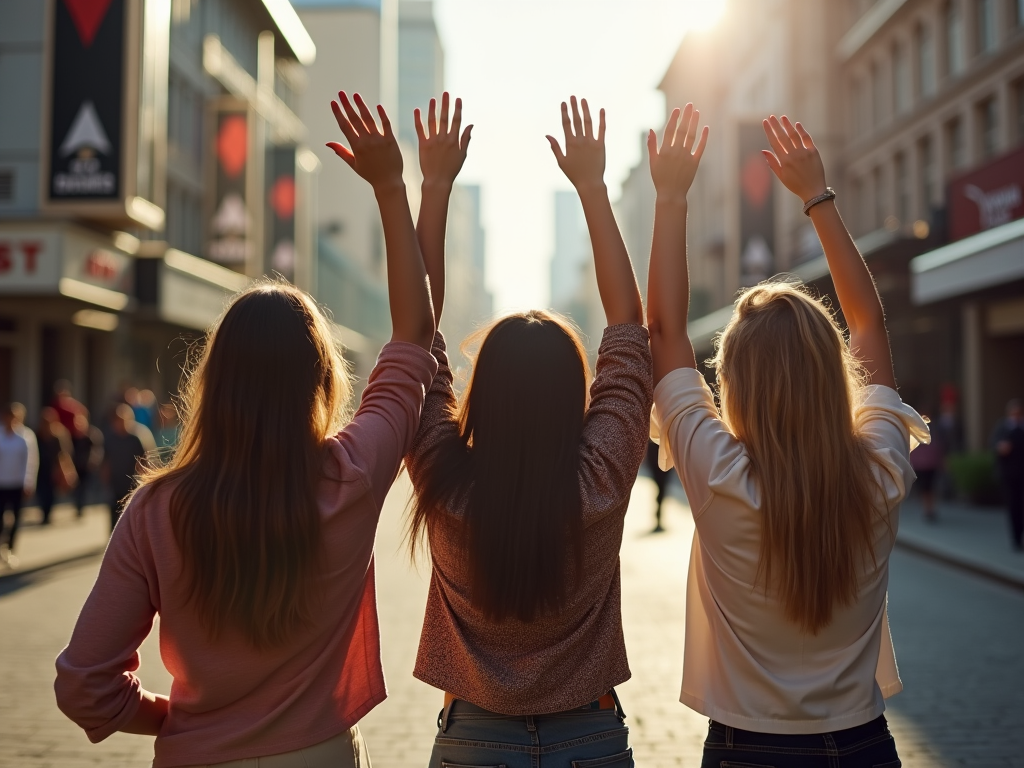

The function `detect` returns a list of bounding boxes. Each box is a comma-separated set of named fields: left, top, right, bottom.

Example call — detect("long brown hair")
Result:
left=143, top=283, right=352, bottom=648
left=712, top=282, right=884, bottom=634
left=410, top=310, right=590, bottom=622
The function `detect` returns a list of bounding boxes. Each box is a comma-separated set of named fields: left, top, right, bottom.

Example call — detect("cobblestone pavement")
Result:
left=2, top=475, right=1023, bottom=767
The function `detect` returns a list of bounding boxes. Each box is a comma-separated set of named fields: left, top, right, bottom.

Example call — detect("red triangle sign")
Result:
left=63, top=0, right=114, bottom=48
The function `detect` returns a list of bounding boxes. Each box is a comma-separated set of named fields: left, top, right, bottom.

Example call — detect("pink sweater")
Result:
left=54, top=342, right=437, bottom=768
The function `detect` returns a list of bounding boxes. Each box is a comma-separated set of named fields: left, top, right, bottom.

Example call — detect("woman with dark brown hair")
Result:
left=54, top=93, right=437, bottom=768
left=406, top=94, right=652, bottom=768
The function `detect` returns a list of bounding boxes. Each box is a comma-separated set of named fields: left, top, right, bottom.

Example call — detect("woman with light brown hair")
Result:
left=54, top=93, right=437, bottom=767
left=405, top=94, right=652, bottom=767
left=647, top=106, right=928, bottom=767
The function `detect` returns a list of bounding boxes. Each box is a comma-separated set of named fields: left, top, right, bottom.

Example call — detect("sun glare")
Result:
left=687, top=0, right=726, bottom=31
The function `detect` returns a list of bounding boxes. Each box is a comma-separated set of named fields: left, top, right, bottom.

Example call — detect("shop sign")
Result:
left=267, top=146, right=296, bottom=281
left=738, top=123, right=775, bottom=286
left=948, top=145, right=1024, bottom=241
left=63, top=229, right=133, bottom=293
left=207, top=105, right=251, bottom=269
left=0, top=231, right=63, bottom=291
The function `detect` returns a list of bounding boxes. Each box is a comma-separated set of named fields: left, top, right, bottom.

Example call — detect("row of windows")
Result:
left=852, top=0, right=1024, bottom=133
left=849, top=79, right=1024, bottom=234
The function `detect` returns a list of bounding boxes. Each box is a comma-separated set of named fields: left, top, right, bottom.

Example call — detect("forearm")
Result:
left=120, top=690, right=168, bottom=736
left=416, top=180, right=453, bottom=321
left=376, top=182, right=435, bottom=349
left=648, top=197, right=696, bottom=382
left=577, top=183, right=643, bottom=326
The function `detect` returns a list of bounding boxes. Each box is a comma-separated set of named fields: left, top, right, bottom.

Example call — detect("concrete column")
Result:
left=962, top=300, right=984, bottom=452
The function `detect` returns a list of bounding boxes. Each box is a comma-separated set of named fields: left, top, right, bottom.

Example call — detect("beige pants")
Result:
left=190, top=726, right=370, bottom=768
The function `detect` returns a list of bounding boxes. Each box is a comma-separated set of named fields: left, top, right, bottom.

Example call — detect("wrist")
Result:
left=573, top=180, right=607, bottom=197
left=656, top=193, right=688, bottom=210
left=373, top=178, right=406, bottom=198
left=421, top=178, right=454, bottom=193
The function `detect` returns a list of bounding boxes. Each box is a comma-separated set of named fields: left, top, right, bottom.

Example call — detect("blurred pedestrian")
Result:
left=646, top=438, right=669, bottom=532
left=50, top=379, right=87, bottom=438
left=71, top=413, right=103, bottom=518
left=101, top=404, right=154, bottom=530
left=991, top=398, right=1024, bottom=552
left=934, top=398, right=962, bottom=500
left=36, top=407, right=77, bottom=525
left=0, top=403, right=38, bottom=568
left=909, top=410, right=944, bottom=522
left=124, top=387, right=157, bottom=431
left=154, top=403, right=180, bottom=464
left=56, top=95, right=436, bottom=766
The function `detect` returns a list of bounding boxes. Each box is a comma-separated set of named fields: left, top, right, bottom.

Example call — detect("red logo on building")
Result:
left=63, top=0, right=114, bottom=48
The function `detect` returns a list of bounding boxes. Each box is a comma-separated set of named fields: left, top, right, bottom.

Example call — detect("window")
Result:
left=978, top=97, right=999, bottom=158
left=872, top=166, right=885, bottom=228
left=895, top=152, right=910, bottom=224
left=947, top=117, right=966, bottom=169
left=1017, top=0, right=1024, bottom=26
left=946, top=1, right=964, bottom=76
left=918, top=136, right=936, bottom=214
left=871, top=61, right=884, bottom=127
left=1017, top=80, right=1024, bottom=144
left=893, top=42, right=912, bottom=115
left=977, top=0, right=996, bottom=53
left=851, top=177, right=864, bottom=234
left=917, top=23, right=936, bottom=98
left=0, top=169, right=12, bottom=202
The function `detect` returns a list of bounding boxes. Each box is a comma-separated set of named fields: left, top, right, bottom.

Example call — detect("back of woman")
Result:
left=404, top=95, right=651, bottom=767
left=54, top=94, right=439, bottom=768
left=645, top=107, right=928, bottom=767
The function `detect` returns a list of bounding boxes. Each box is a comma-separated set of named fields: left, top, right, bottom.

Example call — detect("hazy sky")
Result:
left=431, top=0, right=726, bottom=311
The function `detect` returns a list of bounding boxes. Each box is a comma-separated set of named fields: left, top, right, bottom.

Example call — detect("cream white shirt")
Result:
left=0, top=425, right=38, bottom=492
left=651, top=368, right=929, bottom=734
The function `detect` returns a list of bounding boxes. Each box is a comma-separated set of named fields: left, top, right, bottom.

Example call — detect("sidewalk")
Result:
left=0, top=503, right=110, bottom=578
left=896, top=494, right=1024, bottom=589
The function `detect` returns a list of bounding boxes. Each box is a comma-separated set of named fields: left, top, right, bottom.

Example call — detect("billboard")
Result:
left=40, top=0, right=168, bottom=230
left=207, top=105, right=251, bottom=269
left=266, top=147, right=297, bottom=281
left=738, top=123, right=775, bottom=286
left=947, top=145, right=1024, bottom=242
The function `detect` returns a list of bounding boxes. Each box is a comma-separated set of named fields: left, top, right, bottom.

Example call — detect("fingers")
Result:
left=662, top=108, right=680, bottom=153
left=646, top=129, right=658, bottom=167
left=794, top=121, right=815, bottom=150
left=779, top=115, right=801, bottom=150
left=683, top=105, right=699, bottom=150
left=451, top=96, right=462, bottom=139
left=376, top=104, right=393, bottom=137
left=460, top=124, right=473, bottom=151
left=761, top=149, right=783, bottom=177
left=414, top=108, right=427, bottom=142
left=326, top=141, right=355, bottom=169
left=440, top=92, right=450, bottom=135
left=762, top=117, right=788, bottom=157
left=353, top=93, right=379, bottom=135
left=581, top=98, right=593, bottom=139
left=428, top=97, right=437, bottom=138
left=560, top=101, right=573, bottom=143
left=570, top=95, right=584, bottom=139
left=546, top=135, right=566, bottom=164
left=693, top=125, right=710, bottom=161
left=338, top=92, right=364, bottom=137
left=598, top=108, right=606, bottom=143
left=331, top=100, right=358, bottom=144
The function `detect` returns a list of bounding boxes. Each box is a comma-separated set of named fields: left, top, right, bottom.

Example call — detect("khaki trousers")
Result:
left=190, top=726, right=370, bottom=768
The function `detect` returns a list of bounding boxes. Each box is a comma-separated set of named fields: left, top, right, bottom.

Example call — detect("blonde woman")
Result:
left=646, top=107, right=928, bottom=767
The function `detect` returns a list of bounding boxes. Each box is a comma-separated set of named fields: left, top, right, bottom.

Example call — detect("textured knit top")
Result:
left=405, top=324, right=653, bottom=715
left=651, top=368, right=930, bottom=734
left=54, top=342, right=437, bottom=768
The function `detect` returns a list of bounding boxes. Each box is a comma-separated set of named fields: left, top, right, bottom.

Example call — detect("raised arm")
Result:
left=762, top=115, right=895, bottom=388
left=328, top=91, right=434, bottom=350
left=646, top=104, right=709, bottom=384
left=547, top=97, right=642, bottom=327
left=414, top=92, right=473, bottom=323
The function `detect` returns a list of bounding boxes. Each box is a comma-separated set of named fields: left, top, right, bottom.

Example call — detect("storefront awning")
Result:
left=910, top=218, right=1024, bottom=305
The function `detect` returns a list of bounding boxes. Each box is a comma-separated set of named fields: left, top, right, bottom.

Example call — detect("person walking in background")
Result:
left=72, top=413, right=103, bottom=518
left=0, top=403, right=38, bottom=568
left=154, top=403, right=180, bottom=464
left=36, top=407, right=77, bottom=525
left=991, top=399, right=1024, bottom=552
left=648, top=109, right=927, bottom=767
left=101, top=404, right=155, bottom=531
left=405, top=95, right=651, bottom=767
left=51, top=380, right=87, bottom=438
left=55, top=92, right=436, bottom=767
left=645, top=439, right=669, bottom=532
left=909, top=408, right=945, bottom=522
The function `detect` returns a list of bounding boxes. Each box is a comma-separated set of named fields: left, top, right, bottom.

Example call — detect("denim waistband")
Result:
left=439, top=689, right=626, bottom=733
left=707, top=714, right=892, bottom=755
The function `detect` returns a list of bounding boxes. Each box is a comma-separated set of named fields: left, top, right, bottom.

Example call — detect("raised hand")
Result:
left=648, top=103, right=708, bottom=204
left=547, top=96, right=606, bottom=191
left=761, top=115, right=827, bottom=202
left=327, top=91, right=403, bottom=191
left=416, top=92, right=472, bottom=188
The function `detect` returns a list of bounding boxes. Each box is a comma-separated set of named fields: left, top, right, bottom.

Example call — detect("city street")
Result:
left=2, top=475, right=1023, bottom=767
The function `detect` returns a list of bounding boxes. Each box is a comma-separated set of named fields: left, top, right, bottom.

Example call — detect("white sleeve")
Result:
left=854, top=385, right=930, bottom=509
left=22, top=428, right=39, bottom=491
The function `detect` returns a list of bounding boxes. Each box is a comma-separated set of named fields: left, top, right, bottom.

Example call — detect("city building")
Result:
left=548, top=189, right=606, bottom=354
left=398, top=0, right=444, bottom=145
left=0, top=0, right=319, bottom=419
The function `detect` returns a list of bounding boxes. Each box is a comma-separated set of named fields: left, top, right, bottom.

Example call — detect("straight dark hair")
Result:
left=142, top=283, right=352, bottom=648
left=410, top=311, right=589, bottom=622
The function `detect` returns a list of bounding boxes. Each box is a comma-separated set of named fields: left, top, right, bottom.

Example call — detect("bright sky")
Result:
left=432, top=0, right=725, bottom=312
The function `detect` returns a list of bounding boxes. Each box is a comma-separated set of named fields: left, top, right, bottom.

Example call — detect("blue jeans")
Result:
left=700, top=714, right=901, bottom=768
left=428, top=693, right=632, bottom=768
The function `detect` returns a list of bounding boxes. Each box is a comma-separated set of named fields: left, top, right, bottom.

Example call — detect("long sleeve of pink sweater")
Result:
left=54, top=341, right=437, bottom=768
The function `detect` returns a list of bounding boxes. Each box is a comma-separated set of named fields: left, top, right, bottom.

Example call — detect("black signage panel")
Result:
left=266, top=146, right=296, bottom=281
left=207, top=107, right=250, bottom=268
left=738, top=123, right=775, bottom=286
left=48, top=0, right=126, bottom=201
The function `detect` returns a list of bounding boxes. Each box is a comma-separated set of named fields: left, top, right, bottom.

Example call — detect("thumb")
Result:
left=546, top=135, right=565, bottom=164
left=327, top=142, right=356, bottom=169
left=461, top=124, right=473, bottom=151
left=761, top=149, right=782, bottom=177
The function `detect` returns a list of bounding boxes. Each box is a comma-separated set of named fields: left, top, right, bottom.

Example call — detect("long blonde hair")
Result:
left=143, top=282, right=353, bottom=648
left=712, top=282, right=882, bottom=634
